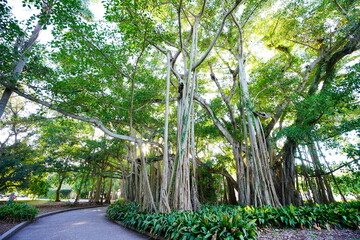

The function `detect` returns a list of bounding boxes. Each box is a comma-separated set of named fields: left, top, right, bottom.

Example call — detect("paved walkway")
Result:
left=9, top=207, right=148, bottom=240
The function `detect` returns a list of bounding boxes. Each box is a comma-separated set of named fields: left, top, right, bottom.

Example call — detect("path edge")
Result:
left=0, top=205, right=105, bottom=240
left=112, top=220, right=166, bottom=240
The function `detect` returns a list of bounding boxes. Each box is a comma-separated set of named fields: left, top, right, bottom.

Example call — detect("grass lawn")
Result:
left=13, top=200, right=51, bottom=206
left=0, top=199, right=51, bottom=206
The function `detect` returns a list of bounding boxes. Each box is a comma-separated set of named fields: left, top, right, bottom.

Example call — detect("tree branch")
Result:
left=332, top=0, right=350, bottom=20
left=208, top=62, right=236, bottom=129
left=177, top=0, right=184, bottom=51
left=286, top=38, right=318, bottom=51
left=0, top=81, right=162, bottom=145
left=192, top=0, right=242, bottom=70
left=308, top=158, right=359, bottom=177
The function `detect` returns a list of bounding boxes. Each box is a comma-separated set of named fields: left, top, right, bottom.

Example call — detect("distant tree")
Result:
left=0, top=98, right=44, bottom=193
left=36, top=117, right=94, bottom=201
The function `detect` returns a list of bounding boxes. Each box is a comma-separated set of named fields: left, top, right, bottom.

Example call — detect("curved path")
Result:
left=8, top=207, right=148, bottom=240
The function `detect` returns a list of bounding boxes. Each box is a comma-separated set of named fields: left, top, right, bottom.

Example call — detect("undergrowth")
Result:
left=107, top=201, right=360, bottom=240
left=0, top=201, right=39, bottom=223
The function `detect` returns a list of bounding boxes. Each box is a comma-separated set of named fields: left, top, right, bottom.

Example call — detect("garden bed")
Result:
left=107, top=201, right=360, bottom=239
left=257, top=228, right=360, bottom=239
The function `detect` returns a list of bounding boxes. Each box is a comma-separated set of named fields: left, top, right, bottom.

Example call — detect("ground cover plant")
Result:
left=0, top=201, right=39, bottom=223
left=107, top=200, right=360, bottom=240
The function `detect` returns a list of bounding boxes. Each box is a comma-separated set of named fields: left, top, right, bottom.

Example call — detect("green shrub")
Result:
left=233, top=202, right=359, bottom=230
left=0, top=201, right=39, bottom=223
left=107, top=201, right=360, bottom=239
left=107, top=202, right=257, bottom=239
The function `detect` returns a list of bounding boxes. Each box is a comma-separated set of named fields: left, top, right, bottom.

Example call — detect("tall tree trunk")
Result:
left=237, top=32, right=280, bottom=207
left=127, top=61, right=138, bottom=202
left=172, top=17, right=199, bottom=211
left=190, top=83, right=199, bottom=211
left=159, top=51, right=171, bottom=213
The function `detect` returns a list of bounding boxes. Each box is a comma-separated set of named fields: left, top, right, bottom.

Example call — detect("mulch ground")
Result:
left=258, top=228, right=360, bottom=240
left=0, top=201, right=103, bottom=235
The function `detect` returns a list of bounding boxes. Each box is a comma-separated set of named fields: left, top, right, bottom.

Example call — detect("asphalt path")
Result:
left=8, top=207, right=149, bottom=240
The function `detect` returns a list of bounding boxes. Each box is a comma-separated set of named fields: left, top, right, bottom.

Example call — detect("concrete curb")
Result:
left=0, top=205, right=106, bottom=240
left=112, top=220, right=165, bottom=240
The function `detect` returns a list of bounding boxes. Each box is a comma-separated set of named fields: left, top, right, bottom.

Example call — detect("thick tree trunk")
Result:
left=278, top=139, right=298, bottom=205
left=94, top=175, right=102, bottom=203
